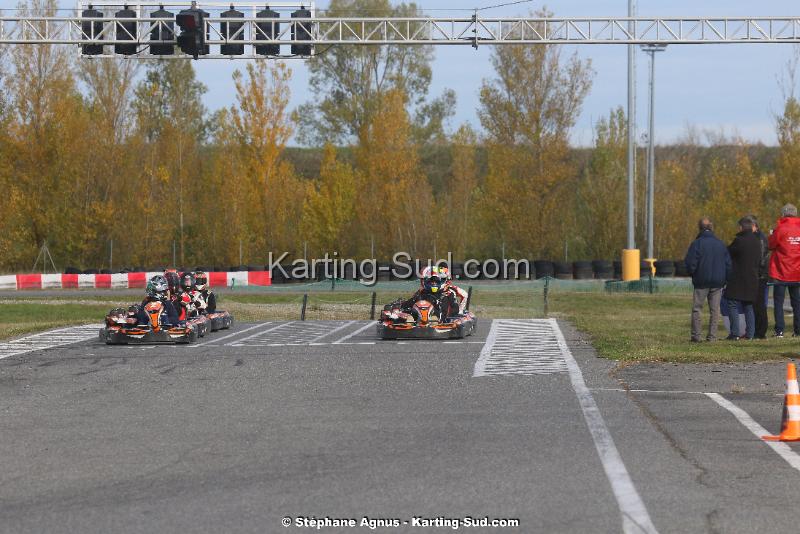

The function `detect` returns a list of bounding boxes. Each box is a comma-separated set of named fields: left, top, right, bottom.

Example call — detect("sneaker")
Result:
left=775, top=332, right=785, bottom=338
left=725, top=335, right=740, bottom=341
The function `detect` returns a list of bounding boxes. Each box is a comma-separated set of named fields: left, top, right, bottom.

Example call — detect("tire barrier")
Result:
left=0, top=257, right=695, bottom=290
left=674, top=260, right=690, bottom=277
left=554, top=261, right=573, bottom=280
left=534, top=260, right=554, bottom=279
left=654, top=260, right=675, bottom=278
left=572, top=261, right=594, bottom=280
left=592, top=260, right=614, bottom=279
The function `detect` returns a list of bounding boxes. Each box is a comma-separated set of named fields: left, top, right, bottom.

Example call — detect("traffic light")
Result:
left=291, top=6, right=313, bottom=56
left=176, top=8, right=207, bottom=59
left=81, top=5, right=104, bottom=56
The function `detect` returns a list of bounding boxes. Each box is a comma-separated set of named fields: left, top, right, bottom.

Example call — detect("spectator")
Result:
left=747, top=214, right=770, bottom=339
left=726, top=217, right=762, bottom=340
left=768, top=203, right=800, bottom=337
left=685, top=217, right=731, bottom=342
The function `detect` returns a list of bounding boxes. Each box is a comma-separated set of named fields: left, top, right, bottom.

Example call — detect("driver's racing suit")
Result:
left=401, top=284, right=468, bottom=318
left=132, top=297, right=179, bottom=326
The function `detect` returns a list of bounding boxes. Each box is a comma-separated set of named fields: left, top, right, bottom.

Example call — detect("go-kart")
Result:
left=206, top=310, right=234, bottom=331
left=377, top=298, right=477, bottom=340
left=100, top=301, right=198, bottom=345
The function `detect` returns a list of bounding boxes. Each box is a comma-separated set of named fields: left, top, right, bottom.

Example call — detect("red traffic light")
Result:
left=176, top=11, right=200, bottom=31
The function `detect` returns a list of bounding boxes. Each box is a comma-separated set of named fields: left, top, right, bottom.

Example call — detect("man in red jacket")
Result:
left=769, top=203, right=800, bottom=337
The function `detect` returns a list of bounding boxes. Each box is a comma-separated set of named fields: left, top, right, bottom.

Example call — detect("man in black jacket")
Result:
left=726, top=217, right=762, bottom=340
left=747, top=215, right=770, bottom=339
left=685, top=218, right=732, bottom=342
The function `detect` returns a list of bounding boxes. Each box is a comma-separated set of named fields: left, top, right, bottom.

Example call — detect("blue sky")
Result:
left=9, top=0, right=800, bottom=145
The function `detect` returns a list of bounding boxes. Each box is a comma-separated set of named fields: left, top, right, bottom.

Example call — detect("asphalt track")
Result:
left=1, top=319, right=800, bottom=534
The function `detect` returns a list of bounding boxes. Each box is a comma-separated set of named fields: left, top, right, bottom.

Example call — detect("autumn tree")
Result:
left=296, top=0, right=454, bottom=146
left=577, top=107, right=628, bottom=259
left=215, top=61, right=304, bottom=262
left=131, top=60, right=207, bottom=267
left=354, top=89, right=432, bottom=257
left=477, top=15, right=593, bottom=258
left=301, top=144, right=358, bottom=254
left=437, top=125, right=480, bottom=258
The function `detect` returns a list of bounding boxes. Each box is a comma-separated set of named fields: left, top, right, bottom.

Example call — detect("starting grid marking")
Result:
left=209, top=320, right=487, bottom=347
left=473, top=319, right=568, bottom=377
left=227, top=321, right=358, bottom=346
left=0, top=324, right=103, bottom=360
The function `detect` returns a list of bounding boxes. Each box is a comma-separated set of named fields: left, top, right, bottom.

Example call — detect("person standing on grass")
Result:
left=685, top=217, right=731, bottom=342
left=768, top=203, right=800, bottom=337
left=747, top=215, right=770, bottom=339
left=725, top=217, right=762, bottom=340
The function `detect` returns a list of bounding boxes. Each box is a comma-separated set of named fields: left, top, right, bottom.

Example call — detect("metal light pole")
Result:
left=622, top=0, right=639, bottom=280
left=641, top=44, right=667, bottom=265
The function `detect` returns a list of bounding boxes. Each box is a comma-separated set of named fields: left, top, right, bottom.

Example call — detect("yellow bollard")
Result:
left=622, top=249, right=641, bottom=281
left=644, top=258, right=657, bottom=277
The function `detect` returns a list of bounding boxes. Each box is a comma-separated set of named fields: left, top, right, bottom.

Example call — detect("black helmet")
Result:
left=164, top=270, right=180, bottom=294
left=180, top=272, right=196, bottom=291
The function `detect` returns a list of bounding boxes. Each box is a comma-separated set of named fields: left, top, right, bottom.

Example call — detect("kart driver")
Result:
left=131, top=275, right=179, bottom=326
left=175, top=272, right=198, bottom=321
left=401, top=266, right=468, bottom=319
left=194, top=271, right=217, bottom=314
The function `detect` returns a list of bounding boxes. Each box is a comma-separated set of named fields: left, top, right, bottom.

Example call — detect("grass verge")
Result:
left=548, top=293, right=796, bottom=364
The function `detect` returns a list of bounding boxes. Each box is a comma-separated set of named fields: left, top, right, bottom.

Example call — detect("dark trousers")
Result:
left=728, top=299, right=755, bottom=339
left=754, top=278, right=768, bottom=338
left=773, top=283, right=800, bottom=335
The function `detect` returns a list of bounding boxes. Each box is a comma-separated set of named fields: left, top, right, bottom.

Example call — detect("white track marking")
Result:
left=706, top=393, right=800, bottom=473
left=307, top=320, right=357, bottom=343
left=195, top=322, right=272, bottom=347
left=227, top=322, right=293, bottom=345
left=550, top=319, right=659, bottom=534
left=0, top=324, right=102, bottom=361
left=473, top=319, right=567, bottom=376
left=332, top=322, right=375, bottom=344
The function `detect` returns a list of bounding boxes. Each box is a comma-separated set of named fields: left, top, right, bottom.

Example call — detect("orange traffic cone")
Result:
left=763, top=362, right=800, bottom=441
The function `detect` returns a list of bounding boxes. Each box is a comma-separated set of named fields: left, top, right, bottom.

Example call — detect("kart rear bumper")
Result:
left=100, top=326, right=198, bottom=345
left=206, top=311, right=234, bottom=331
left=377, top=315, right=476, bottom=340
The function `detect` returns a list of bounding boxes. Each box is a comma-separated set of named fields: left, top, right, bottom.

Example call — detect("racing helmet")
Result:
left=195, top=271, right=208, bottom=291
left=421, top=266, right=444, bottom=294
left=437, top=266, right=452, bottom=290
left=164, top=270, right=180, bottom=295
left=146, top=275, right=169, bottom=300
left=180, top=272, right=196, bottom=292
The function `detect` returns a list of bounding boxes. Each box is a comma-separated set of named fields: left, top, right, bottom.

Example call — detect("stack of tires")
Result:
left=573, top=261, right=593, bottom=280
left=591, top=260, right=614, bottom=279
left=654, top=260, right=675, bottom=277
left=534, top=260, right=554, bottom=279
left=554, top=262, right=573, bottom=280
left=674, top=260, right=690, bottom=277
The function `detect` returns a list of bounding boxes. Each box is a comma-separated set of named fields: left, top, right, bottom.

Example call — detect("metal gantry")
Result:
left=1, top=12, right=800, bottom=59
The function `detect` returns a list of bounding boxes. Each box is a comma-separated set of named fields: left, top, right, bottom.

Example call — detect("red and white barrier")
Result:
left=0, top=271, right=271, bottom=290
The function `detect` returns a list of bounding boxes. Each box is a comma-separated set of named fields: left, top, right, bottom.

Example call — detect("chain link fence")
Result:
left=218, top=277, right=695, bottom=322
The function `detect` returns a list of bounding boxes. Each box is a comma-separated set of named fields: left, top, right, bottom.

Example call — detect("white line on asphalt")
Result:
left=472, top=319, right=500, bottom=377
left=195, top=322, right=272, bottom=347
left=332, top=321, right=375, bottom=344
left=706, top=392, right=800, bottom=473
left=551, top=318, right=659, bottom=534
left=0, top=324, right=102, bottom=360
left=227, top=322, right=294, bottom=345
left=307, top=320, right=357, bottom=343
